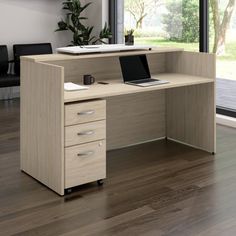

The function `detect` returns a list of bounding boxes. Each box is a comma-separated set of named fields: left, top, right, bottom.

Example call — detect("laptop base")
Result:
left=125, top=78, right=169, bottom=87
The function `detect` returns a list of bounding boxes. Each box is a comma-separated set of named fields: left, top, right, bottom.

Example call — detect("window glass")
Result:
left=124, top=0, right=199, bottom=51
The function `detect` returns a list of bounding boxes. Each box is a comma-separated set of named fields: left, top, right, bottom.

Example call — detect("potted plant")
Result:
left=56, top=0, right=112, bottom=46
left=125, top=29, right=134, bottom=46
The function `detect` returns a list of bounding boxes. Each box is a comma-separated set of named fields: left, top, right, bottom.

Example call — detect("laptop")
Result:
left=119, top=54, right=169, bottom=87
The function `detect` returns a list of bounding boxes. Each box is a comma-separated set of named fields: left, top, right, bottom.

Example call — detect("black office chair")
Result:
left=0, top=45, right=9, bottom=75
left=0, top=45, right=20, bottom=88
left=13, top=43, right=53, bottom=76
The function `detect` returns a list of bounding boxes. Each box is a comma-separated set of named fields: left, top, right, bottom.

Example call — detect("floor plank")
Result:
left=1, top=99, right=236, bottom=236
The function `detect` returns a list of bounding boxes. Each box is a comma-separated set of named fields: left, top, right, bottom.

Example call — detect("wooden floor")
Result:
left=217, top=78, right=236, bottom=110
left=1, top=100, right=236, bottom=236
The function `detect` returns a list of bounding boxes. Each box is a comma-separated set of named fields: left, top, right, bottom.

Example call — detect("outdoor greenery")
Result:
left=125, top=0, right=236, bottom=55
left=210, top=0, right=236, bottom=53
left=163, top=0, right=199, bottom=43
left=56, top=0, right=112, bottom=46
left=135, top=37, right=236, bottom=61
left=124, top=0, right=158, bottom=29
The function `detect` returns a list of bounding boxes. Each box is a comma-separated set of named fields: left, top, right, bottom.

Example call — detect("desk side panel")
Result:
left=166, top=83, right=216, bottom=153
left=107, top=90, right=166, bottom=150
left=20, top=60, right=65, bottom=195
left=47, top=53, right=166, bottom=83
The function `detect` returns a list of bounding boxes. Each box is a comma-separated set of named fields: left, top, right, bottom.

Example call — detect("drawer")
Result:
left=65, top=140, right=106, bottom=188
left=65, top=120, right=106, bottom=147
left=65, top=100, right=106, bottom=126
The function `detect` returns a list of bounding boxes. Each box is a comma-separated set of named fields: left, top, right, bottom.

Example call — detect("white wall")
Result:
left=0, top=0, right=72, bottom=58
left=0, top=0, right=108, bottom=99
left=0, top=0, right=109, bottom=58
left=84, top=0, right=109, bottom=37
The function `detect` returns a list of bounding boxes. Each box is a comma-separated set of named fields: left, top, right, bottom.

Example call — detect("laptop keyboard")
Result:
left=131, top=79, right=159, bottom=84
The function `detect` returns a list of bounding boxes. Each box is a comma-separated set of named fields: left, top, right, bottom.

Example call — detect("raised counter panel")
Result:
left=166, top=51, right=216, bottom=79
left=48, top=53, right=167, bottom=84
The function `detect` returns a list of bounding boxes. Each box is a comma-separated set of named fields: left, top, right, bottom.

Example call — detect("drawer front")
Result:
left=65, top=120, right=106, bottom=147
left=65, top=100, right=106, bottom=126
left=65, top=140, right=106, bottom=188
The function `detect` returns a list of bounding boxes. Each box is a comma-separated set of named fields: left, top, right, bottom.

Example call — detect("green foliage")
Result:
left=124, top=29, right=135, bottom=36
left=56, top=0, right=112, bottom=46
left=162, top=0, right=199, bottom=43
left=98, top=23, right=113, bottom=44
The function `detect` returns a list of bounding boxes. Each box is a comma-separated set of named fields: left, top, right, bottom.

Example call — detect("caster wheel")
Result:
left=65, top=188, right=72, bottom=195
left=97, top=179, right=104, bottom=186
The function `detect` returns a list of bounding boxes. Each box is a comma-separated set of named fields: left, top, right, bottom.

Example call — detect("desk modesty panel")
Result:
left=21, top=48, right=216, bottom=195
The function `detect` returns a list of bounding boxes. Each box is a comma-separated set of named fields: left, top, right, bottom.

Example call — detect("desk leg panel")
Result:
left=20, top=61, right=65, bottom=195
left=166, top=83, right=216, bottom=153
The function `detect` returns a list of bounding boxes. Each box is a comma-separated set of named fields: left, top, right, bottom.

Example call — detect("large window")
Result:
left=110, top=0, right=236, bottom=118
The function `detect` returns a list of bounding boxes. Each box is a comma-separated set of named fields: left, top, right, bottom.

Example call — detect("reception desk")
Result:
left=20, top=47, right=216, bottom=195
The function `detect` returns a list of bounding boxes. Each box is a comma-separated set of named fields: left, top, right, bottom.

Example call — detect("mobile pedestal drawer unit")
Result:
left=65, top=100, right=106, bottom=191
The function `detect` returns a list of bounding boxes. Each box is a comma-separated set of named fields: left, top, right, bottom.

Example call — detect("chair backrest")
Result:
left=0, top=45, right=9, bottom=76
left=13, top=43, right=53, bottom=76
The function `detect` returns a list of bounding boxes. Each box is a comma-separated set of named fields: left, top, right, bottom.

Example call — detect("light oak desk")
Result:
left=20, top=48, right=216, bottom=195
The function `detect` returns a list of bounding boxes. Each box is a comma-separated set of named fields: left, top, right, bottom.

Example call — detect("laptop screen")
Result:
left=119, top=54, right=151, bottom=82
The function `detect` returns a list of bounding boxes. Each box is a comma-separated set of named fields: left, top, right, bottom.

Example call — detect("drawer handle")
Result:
left=77, top=151, right=94, bottom=157
left=77, top=110, right=95, bottom=116
left=77, top=130, right=94, bottom=136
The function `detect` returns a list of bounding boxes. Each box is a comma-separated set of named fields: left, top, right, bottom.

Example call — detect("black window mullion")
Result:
left=200, top=0, right=209, bottom=52
left=109, top=0, right=117, bottom=44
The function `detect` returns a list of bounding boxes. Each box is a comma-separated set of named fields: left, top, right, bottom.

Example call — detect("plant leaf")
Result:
left=79, top=2, right=92, bottom=13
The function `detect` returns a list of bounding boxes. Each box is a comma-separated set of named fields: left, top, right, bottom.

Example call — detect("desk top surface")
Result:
left=64, top=73, right=214, bottom=103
